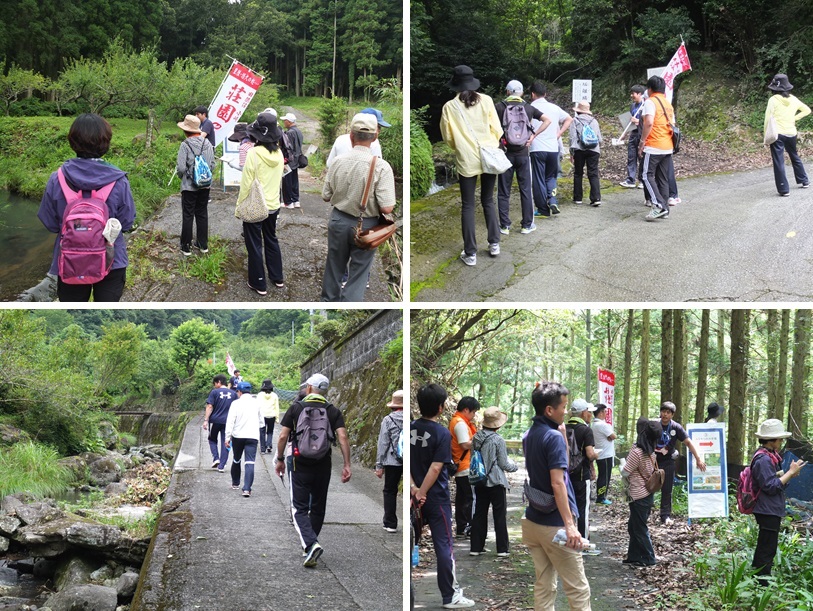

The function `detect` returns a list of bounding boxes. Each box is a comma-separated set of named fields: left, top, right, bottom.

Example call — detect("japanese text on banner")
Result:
left=208, top=62, right=264, bottom=147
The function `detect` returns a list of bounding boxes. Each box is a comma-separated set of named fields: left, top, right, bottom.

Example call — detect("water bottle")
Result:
left=411, top=544, right=420, bottom=567
left=552, top=528, right=595, bottom=550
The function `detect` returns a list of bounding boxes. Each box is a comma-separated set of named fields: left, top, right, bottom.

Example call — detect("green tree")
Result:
left=170, top=318, right=224, bottom=378
left=0, top=63, right=48, bottom=116
left=93, top=322, right=148, bottom=396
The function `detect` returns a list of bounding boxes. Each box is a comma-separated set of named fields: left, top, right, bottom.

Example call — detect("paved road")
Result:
left=412, top=162, right=813, bottom=302
left=133, top=414, right=402, bottom=611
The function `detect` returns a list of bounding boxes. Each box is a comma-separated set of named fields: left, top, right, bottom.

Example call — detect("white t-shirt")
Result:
left=326, top=134, right=383, bottom=167
left=530, top=98, right=570, bottom=153
left=592, top=419, right=616, bottom=459
left=454, top=420, right=473, bottom=477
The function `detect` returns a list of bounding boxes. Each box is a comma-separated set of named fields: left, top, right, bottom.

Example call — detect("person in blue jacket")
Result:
left=751, top=418, right=806, bottom=585
left=38, top=113, right=136, bottom=302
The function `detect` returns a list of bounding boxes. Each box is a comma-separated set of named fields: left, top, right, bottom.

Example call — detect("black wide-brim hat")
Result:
left=228, top=122, right=248, bottom=142
left=768, top=73, right=793, bottom=92
left=247, top=114, right=283, bottom=144
left=447, top=65, right=480, bottom=92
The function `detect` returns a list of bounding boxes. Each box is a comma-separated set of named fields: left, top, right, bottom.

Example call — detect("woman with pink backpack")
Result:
left=37, top=113, right=136, bottom=302
left=749, top=419, right=806, bottom=585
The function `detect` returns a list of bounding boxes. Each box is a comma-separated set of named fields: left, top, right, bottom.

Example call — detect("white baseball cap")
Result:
left=571, top=398, right=596, bottom=414
left=305, top=373, right=330, bottom=391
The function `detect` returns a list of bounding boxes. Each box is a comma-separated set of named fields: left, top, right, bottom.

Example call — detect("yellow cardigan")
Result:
left=765, top=94, right=811, bottom=137
left=236, top=145, right=284, bottom=212
left=440, top=93, right=503, bottom=177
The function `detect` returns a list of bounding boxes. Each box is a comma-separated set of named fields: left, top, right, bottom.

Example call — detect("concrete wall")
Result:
left=301, top=309, right=402, bottom=382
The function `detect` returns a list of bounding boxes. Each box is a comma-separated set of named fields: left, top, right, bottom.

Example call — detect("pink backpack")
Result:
left=737, top=448, right=780, bottom=514
left=56, top=168, right=117, bottom=284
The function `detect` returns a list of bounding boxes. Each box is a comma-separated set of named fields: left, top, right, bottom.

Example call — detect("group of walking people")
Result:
left=37, top=103, right=396, bottom=303
left=438, top=65, right=813, bottom=267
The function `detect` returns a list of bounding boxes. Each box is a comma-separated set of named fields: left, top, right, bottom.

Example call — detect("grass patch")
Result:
left=0, top=441, right=74, bottom=498
left=126, top=229, right=174, bottom=285
left=177, top=236, right=229, bottom=284
left=410, top=255, right=455, bottom=300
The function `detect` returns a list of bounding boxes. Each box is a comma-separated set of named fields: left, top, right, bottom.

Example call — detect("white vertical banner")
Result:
left=208, top=61, right=264, bottom=147
left=686, top=423, right=728, bottom=518
left=572, top=79, right=592, bottom=103
left=225, top=352, right=236, bottom=376
left=660, top=43, right=692, bottom=103
left=596, top=367, right=615, bottom=426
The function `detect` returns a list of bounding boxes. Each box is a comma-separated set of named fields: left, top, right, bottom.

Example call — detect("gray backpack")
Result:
left=502, top=103, right=533, bottom=146
left=294, top=400, right=335, bottom=460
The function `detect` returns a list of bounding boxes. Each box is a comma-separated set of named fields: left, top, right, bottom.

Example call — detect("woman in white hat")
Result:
left=176, top=114, right=215, bottom=256
left=568, top=100, right=602, bottom=206
left=469, top=406, right=518, bottom=557
left=750, top=418, right=806, bottom=584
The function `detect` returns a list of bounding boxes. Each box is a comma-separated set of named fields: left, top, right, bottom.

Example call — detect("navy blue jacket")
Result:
left=752, top=448, right=786, bottom=517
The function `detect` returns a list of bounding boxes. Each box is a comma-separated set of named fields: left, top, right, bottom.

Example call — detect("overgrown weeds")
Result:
left=0, top=441, right=74, bottom=498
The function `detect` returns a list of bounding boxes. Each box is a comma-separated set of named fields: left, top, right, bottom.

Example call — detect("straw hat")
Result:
left=482, top=406, right=508, bottom=429
left=387, top=390, right=404, bottom=409
left=177, top=114, right=201, bottom=133
left=755, top=419, right=792, bottom=440
left=573, top=100, right=592, bottom=115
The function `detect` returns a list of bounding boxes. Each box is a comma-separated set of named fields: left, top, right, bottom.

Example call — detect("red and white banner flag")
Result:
left=661, top=43, right=691, bottom=103
left=208, top=61, right=264, bottom=147
left=597, top=367, right=615, bottom=426
left=225, top=352, right=236, bottom=376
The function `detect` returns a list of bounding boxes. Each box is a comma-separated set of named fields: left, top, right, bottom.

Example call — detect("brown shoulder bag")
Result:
left=645, top=454, right=665, bottom=494
left=353, top=156, right=396, bottom=250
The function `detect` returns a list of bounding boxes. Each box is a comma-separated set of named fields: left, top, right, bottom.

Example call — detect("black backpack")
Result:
left=567, top=425, right=585, bottom=477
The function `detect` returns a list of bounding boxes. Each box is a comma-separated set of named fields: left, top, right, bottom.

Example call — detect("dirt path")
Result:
left=412, top=459, right=650, bottom=610
left=122, top=105, right=393, bottom=302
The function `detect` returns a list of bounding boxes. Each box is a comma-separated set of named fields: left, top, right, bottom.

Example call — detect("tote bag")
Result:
left=455, top=100, right=512, bottom=175
left=764, top=116, right=779, bottom=146
left=235, top=153, right=270, bottom=223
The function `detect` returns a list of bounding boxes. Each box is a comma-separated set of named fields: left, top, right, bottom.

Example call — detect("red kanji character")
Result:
left=216, top=104, right=237, bottom=123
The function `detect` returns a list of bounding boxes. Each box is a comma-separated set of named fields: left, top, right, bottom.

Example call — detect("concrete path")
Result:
left=411, top=161, right=813, bottom=302
left=133, top=414, right=402, bottom=610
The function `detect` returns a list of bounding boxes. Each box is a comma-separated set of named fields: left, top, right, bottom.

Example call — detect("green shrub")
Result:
left=318, top=96, right=349, bottom=147
left=178, top=236, right=229, bottom=284
left=410, top=109, right=434, bottom=198
left=0, top=441, right=74, bottom=498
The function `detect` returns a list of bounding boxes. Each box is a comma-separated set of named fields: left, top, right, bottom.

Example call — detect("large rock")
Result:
left=55, top=555, right=103, bottom=591
left=15, top=501, right=64, bottom=526
left=58, top=455, right=89, bottom=483
left=0, top=424, right=30, bottom=446
left=98, top=421, right=118, bottom=450
left=34, top=558, right=59, bottom=579
left=1, top=493, right=32, bottom=514
left=0, top=515, right=21, bottom=536
left=87, top=456, right=123, bottom=487
left=44, top=584, right=118, bottom=611
left=116, top=571, right=139, bottom=601
left=0, top=535, right=8, bottom=553
left=104, top=483, right=129, bottom=498
left=66, top=520, right=123, bottom=551
left=0, top=566, right=18, bottom=587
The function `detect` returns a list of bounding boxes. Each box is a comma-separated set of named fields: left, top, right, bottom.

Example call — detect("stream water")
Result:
left=0, top=190, right=54, bottom=301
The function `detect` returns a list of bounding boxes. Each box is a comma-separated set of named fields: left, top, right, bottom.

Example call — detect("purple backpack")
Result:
left=56, top=168, right=117, bottom=284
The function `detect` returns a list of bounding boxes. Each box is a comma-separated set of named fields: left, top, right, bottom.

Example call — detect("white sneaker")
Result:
left=668, top=197, right=680, bottom=206
left=590, top=201, right=602, bottom=207
left=443, top=590, right=475, bottom=608
left=293, top=201, right=301, bottom=208
left=520, top=223, right=537, bottom=234
left=645, top=207, right=668, bottom=221
left=489, top=243, right=500, bottom=256
left=496, top=552, right=510, bottom=557
left=499, top=226, right=510, bottom=235
left=460, top=251, right=476, bottom=266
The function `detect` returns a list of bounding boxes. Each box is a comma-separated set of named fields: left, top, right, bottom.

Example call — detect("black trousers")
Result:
left=572, top=150, right=601, bottom=203
left=596, top=457, right=613, bottom=502
left=57, top=266, right=126, bottom=302
left=626, top=130, right=641, bottom=183
left=771, top=134, right=809, bottom=194
left=497, top=150, right=534, bottom=229
left=383, top=465, right=402, bottom=529
left=470, top=484, right=509, bottom=554
left=243, top=211, right=283, bottom=290
left=656, top=456, right=677, bottom=520
left=572, top=479, right=588, bottom=538
left=289, top=461, right=332, bottom=550
left=454, top=475, right=473, bottom=535
left=627, top=494, right=656, bottom=564
left=180, top=189, right=209, bottom=250
left=261, top=417, right=276, bottom=452
left=459, top=173, right=500, bottom=256
left=752, top=513, right=782, bottom=584
left=283, top=169, right=300, bottom=204
left=641, top=153, right=673, bottom=211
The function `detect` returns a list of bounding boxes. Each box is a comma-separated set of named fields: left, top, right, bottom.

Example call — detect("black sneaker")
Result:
left=194, top=242, right=209, bottom=254
left=181, top=244, right=192, bottom=256
left=303, top=542, right=323, bottom=567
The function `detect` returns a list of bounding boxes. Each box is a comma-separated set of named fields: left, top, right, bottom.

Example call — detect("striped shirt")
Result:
left=624, top=446, right=656, bottom=501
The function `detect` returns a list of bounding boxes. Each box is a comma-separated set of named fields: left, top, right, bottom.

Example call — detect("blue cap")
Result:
left=236, top=381, right=252, bottom=393
left=360, top=107, right=391, bottom=128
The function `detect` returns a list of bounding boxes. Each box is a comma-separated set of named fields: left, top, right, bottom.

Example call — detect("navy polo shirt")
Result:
left=206, top=387, right=238, bottom=424
left=524, top=415, right=579, bottom=526
left=411, top=418, right=452, bottom=505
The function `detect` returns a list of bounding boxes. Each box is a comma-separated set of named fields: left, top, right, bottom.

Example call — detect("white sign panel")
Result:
left=686, top=424, right=728, bottom=519
left=647, top=66, right=666, bottom=80
left=221, top=131, right=243, bottom=187
left=208, top=61, right=264, bottom=148
left=572, top=80, right=592, bottom=103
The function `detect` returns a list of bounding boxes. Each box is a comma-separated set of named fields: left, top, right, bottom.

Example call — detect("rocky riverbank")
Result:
left=0, top=445, right=174, bottom=611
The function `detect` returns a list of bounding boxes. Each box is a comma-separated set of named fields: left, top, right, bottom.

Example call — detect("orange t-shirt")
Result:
left=644, top=93, right=675, bottom=152
left=449, top=412, right=477, bottom=472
